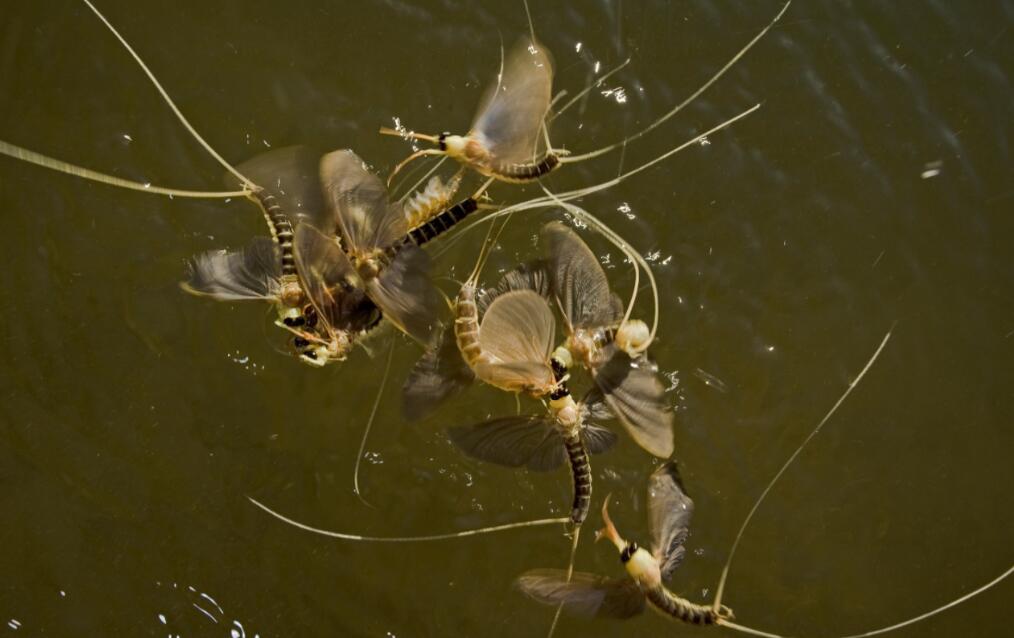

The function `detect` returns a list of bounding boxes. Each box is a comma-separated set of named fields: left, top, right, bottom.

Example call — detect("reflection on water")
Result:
left=0, top=1, right=1011, bottom=636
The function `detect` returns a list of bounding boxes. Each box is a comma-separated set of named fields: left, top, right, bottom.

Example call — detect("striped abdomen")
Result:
left=454, top=283, right=490, bottom=370
left=403, top=173, right=463, bottom=229
left=563, top=429, right=592, bottom=525
left=491, top=154, right=560, bottom=183
left=253, top=190, right=296, bottom=276
left=406, top=198, right=478, bottom=247
left=646, top=586, right=717, bottom=625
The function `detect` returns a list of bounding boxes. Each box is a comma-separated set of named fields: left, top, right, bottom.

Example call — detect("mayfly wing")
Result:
left=647, top=461, right=695, bottom=581
left=515, top=569, right=646, bottom=619
left=581, top=421, right=618, bottom=457
left=593, top=347, right=675, bottom=458
left=542, top=221, right=621, bottom=330
left=292, top=223, right=365, bottom=329
left=319, top=149, right=407, bottom=252
left=479, top=289, right=555, bottom=366
left=475, top=260, right=551, bottom=316
left=447, top=415, right=564, bottom=471
left=234, top=146, right=329, bottom=230
left=365, top=245, right=440, bottom=343
left=401, top=321, right=475, bottom=421
left=472, top=361, right=557, bottom=394
left=182, top=237, right=281, bottom=301
left=471, top=37, right=554, bottom=165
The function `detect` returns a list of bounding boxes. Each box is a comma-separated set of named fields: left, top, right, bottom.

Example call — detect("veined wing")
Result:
left=182, top=237, right=281, bottom=301
left=473, top=361, right=555, bottom=394
left=401, top=321, right=475, bottom=421
left=448, top=415, right=563, bottom=471
left=320, top=149, right=407, bottom=253
left=515, top=569, right=645, bottom=619
left=471, top=37, right=554, bottom=165
left=648, top=462, right=695, bottom=581
left=476, top=260, right=550, bottom=316
left=365, top=245, right=440, bottom=343
left=542, top=221, right=620, bottom=331
left=479, top=289, right=555, bottom=366
left=581, top=421, right=618, bottom=457
left=293, top=223, right=364, bottom=330
left=234, top=146, right=329, bottom=230
left=593, top=347, right=674, bottom=458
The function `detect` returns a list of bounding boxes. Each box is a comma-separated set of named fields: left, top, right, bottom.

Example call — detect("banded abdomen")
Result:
left=490, top=153, right=560, bottom=183
left=562, top=429, right=592, bottom=525
left=645, top=586, right=717, bottom=625
left=252, top=190, right=296, bottom=277
left=453, top=282, right=491, bottom=371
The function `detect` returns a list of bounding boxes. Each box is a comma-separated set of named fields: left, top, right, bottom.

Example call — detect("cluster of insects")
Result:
left=2, top=1, right=1009, bottom=636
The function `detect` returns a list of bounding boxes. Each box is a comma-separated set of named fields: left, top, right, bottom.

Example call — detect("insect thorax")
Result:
left=624, top=546, right=662, bottom=590
left=279, top=279, right=305, bottom=308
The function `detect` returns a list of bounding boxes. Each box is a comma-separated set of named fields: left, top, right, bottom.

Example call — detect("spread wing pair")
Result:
left=515, top=462, right=694, bottom=617
left=317, top=149, right=441, bottom=343
left=447, top=394, right=617, bottom=472
left=183, top=146, right=328, bottom=303
left=542, top=221, right=675, bottom=458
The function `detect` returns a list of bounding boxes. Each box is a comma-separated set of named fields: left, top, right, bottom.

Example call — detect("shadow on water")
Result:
left=0, top=1, right=1011, bottom=636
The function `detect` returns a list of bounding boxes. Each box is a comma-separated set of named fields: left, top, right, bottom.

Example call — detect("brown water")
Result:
left=0, top=1, right=1011, bottom=636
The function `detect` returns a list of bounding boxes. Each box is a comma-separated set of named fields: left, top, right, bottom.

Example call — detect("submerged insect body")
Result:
left=517, top=462, right=732, bottom=625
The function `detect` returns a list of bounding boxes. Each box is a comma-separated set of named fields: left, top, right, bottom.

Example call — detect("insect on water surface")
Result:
left=381, top=36, right=565, bottom=185
left=517, top=462, right=732, bottom=625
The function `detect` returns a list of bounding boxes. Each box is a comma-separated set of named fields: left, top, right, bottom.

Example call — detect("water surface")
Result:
left=0, top=1, right=1011, bottom=636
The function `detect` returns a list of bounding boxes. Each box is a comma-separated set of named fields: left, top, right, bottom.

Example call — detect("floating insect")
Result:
left=447, top=363, right=615, bottom=527
left=179, top=147, right=378, bottom=365
left=381, top=36, right=565, bottom=185
left=315, top=149, right=487, bottom=344
left=541, top=221, right=674, bottom=458
left=517, top=462, right=731, bottom=626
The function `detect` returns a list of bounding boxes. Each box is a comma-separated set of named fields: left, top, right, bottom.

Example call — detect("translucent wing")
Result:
left=471, top=37, right=554, bottom=165
left=581, top=421, right=618, bottom=456
left=234, top=146, right=329, bottom=230
left=515, top=569, right=645, bottom=619
left=293, top=223, right=372, bottom=330
left=447, top=415, right=562, bottom=471
left=648, top=462, right=695, bottom=581
left=479, top=290, right=555, bottom=366
left=476, top=260, right=550, bottom=316
left=472, top=361, right=555, bottom=394
left=593, top=348, right=675, bottom=458
left=542, top=222, right=621, bottom=330
left=320, top=149, right=407, bottom=252
left=401, top=322, right=475, bottom=421
left=365, top=246, right=440, bottom=343
left=182, top=238, right=281, bottom=301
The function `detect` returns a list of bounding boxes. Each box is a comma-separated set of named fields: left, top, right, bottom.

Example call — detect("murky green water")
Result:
left=1, top=1, right=1011, bottom=636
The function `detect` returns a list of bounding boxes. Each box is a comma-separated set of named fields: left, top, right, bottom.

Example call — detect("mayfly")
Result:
left=315, top=149, right=485, bottom=344
left=541, top=221, right=674, bottom=458
left=517, top=462, right=733, bottom=626
left=181, top=147, right=380, bottom=365
left=380, top=1, right=792, bottom=187
left=381, top=36, right=565, bottom=185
